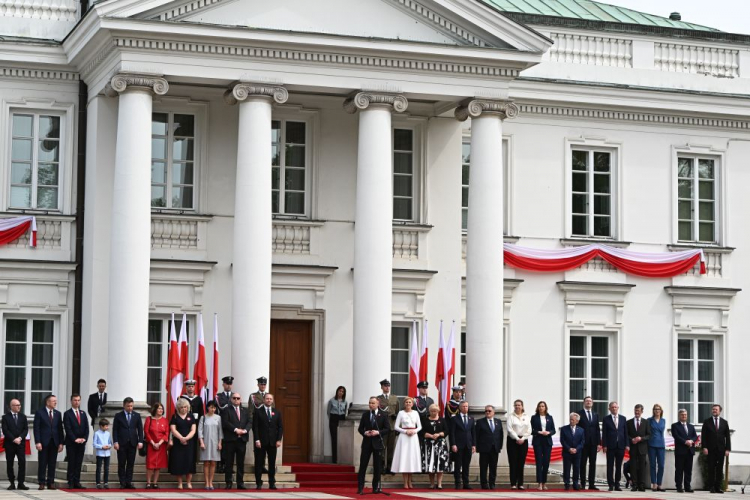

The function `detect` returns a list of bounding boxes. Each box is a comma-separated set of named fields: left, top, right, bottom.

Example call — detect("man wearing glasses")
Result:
left=2, top=399, right=29, bottom=490
left=221, top=392, right=251, bottom=489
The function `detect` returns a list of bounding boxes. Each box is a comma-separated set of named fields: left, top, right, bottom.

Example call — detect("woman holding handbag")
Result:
left=144, top=402, right=169, bottom=489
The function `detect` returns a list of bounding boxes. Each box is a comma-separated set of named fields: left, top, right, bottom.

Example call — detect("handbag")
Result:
left=139, top=417, right=150, bottom=457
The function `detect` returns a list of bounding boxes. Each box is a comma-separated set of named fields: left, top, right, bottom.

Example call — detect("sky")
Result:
left=601, top=0, right=750, bottom=34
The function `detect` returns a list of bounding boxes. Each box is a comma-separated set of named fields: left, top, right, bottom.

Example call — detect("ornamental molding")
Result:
left=518, top=104, right=750, bottom=130
left=151, top=0, right=227, bottom=21
left=104, top=73, right=169, bottom=96
left=387, top=0, right=490, bottom=47
left=0, top=67, right=79, bottom=82
left=455, top=98, right=519, bottom=121
left=111, top=37, right=521, bottom=78
left=0, top=0, right=77, bottom=22
left=223, top=83, right=289, bottom=105
left=343, top=91, right=408, bottom=114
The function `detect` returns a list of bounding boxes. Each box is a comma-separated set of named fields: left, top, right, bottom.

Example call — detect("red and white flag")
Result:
left=434, top=321, right=447, bottom=414
left=419, top=320, right=428, bottom=385
left=178, top=313, right=189, bottom=394
left=208, top=314, right=219, bottom=404
left=0, top=216, right=36, bottom=248
left=408, top=320, right=420, bottom=398
left=447, top=321, right=456, bottom=389
left=167, top=313, right=183, bottom=418
left=193, top=313, right=208, bottom=410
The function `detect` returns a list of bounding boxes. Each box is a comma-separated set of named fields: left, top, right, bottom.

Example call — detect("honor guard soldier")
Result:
left=248, top=376, right=273, bottom=474
left=376, top=379, right=399, bottom=474
left=216, top=376, right=234, bottom=473
left=444, top=386, right=463, bottom=421
left=414, top=381, right=434, bottom=447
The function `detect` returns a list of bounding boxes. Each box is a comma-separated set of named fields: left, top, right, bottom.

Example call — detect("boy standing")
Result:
left=93, top=419, right=112, bottom=489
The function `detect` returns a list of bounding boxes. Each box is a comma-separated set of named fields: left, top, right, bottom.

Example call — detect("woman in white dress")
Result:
left=391, top=397, right=423, bottom=489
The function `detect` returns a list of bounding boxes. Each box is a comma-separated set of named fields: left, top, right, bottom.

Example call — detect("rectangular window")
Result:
left=571, top=150, right=612, bottom=237
left=390, top=326, right=410, bottom=397
left=145, top=317, right=189, bottom=406
left=3, top=318, right=54, bottom=414
left=10, top=113, right=61, bottom=209
left=393, top=129, right=414, bottom=221
left=272, top=120, right=307, bottom=216
left=569, top=334, right=610, bottom=416
left=151, top=113, right=195, bottom=209
left=461, top=138, right=510, bottom=234
left=678, top=338, right=715, bottom=424
left=678, top=158, right=716, bottom=243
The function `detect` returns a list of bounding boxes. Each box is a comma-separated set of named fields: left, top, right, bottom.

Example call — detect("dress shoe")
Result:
left=463, top=485, right=472, bottom=490
left=615, top=486, right=623, bottom=491
left=225, top=483, right=232, bottom=489
left=455, top=482, right=461, bottom=489
left=609, top=486, right=614, bottom=491
left=38, top=485, right=45, bottom=491
left=76, top=483, right=86, bottom=489
left=237, top=484, right=247, bottom=490
left=481, top=485, right=490, bottom=490
left=574, top=484, right=581, bottom=491
left=48, top=483, right=57, bottom=490
left=717, top=490, right=724, bottom=494
left=490, top=484, right=496, bottom=490
left=7, top=484, right=15, bottom=491
left=126, top=483, right=136, bottom=489
left=518, top=485, right=525, bottom=490
left=590, top=486, right=600, bottom=490
left=632, top=487, right=639, bottom=492
left=357, top=489, right=364, bottom=495
left=565, top=485, right=570, bottom=491
left=639, top=487, right=646, bottom=492
left=17, top=484, right=28, bottom=491
left=686, top=488, right=694, bottom=493
left=677, top=489, right=684, bottom=493
left=270, top=485, right=278, bottom=490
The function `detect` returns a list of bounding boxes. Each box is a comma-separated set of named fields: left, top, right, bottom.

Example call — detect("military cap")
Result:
left=417, top=381, right=429, bottom=389
left=380, top=379, right=391, bottom=386
left=257, top=376, right=268, bottom=384
left=222, top=376, right=234, bottom=384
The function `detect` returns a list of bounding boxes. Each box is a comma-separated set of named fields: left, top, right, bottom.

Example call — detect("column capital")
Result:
left=343, top=91, right=408, bottom=114
left=104, top=73, right=169, bottom=97
left=223, top=82, right=289, bottom=105
left=455, top=98, right=519, bottom=122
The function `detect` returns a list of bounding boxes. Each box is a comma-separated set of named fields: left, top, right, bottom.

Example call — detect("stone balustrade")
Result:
left=654, top=43, right=739, bottom=78
left=549, top=32, right=632, bottom=67
left=151, top=214, right=211, bottom=250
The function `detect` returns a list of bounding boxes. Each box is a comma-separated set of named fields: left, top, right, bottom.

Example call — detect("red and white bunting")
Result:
left=0, top=216, right=36, bottom=247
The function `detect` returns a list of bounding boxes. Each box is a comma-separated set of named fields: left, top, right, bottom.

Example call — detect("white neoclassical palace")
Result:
left=1, top=0, right=749, bottom=471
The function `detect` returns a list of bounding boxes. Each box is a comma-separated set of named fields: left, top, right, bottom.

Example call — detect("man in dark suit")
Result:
left=560, top=413, right=586, bottom=490
left=253, top=393, right=283, bottom=490
left=2, top=399, right=29, bottom=490
left=701, top=404, right=731, bottom=493
left=112, top=397, right=143, bottom=489
left=62, top=394, right=89, bottom=489
left=672, top=409, right=698, bottom=493
left=601, top=401, right=628, bottom=491
left=450, top=401, right=475, bottom=490
left=357, top=397, right=391, bottom=495
left=86, top=379, right=107, bottom=429
left=475, top=404, right=503, bottom=490
left=33, top=394, right=64, bottom=490
left=577, top=396, right=601, bottom=490
left=627, top=404, right=651, bottom=492
left=221, top=391, right=251, bottom=489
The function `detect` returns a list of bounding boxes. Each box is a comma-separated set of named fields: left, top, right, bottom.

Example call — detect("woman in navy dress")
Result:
left=169, top=398, right=197, bottom=489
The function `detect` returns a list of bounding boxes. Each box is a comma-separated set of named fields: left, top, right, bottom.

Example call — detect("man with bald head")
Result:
left=221, top=392, right=251, bottom=489
left=2, top=399, right=29, bottom=490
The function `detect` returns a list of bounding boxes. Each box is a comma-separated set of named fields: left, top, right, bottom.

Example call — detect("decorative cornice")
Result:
left=223, top=83, right=288, bottom=105
left=343, top=91, right=408, bottom=114
left=0, top=67, right=79, bottom=82
left=388, top=0, right=489, bottom=47
left=112, top=37, right=521, bottom=78
left=104, top=73, right=169, bottom=97
left=153, top=0, right=226, bottom=21
left=455, top=98, right=519, bottom=121
left=0, top=0, right=77, bottom=22
left=518, top=103, right=750, bottom=130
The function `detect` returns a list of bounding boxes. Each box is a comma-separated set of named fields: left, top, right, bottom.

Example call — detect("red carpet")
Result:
left=289, top=462, right=358, bottom=488
left=116, top=494, right=656, bottom=500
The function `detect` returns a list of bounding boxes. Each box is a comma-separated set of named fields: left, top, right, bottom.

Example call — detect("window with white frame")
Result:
left=461, top=138, right=510, bottom=234
left=393, top=129, right=414, bottom=221
left=3, top=318, right=55, bottom=414
left=272, top=120, right=307, bottom=216
left=569, top=334, right=611, bottom=416
left=147, top=317, right=189, bottom=406
left=10, top=113, right=61, bottom=210
left=571, top=149, right=612, bottom=238
left=677, top=157, right=716, bottom=243
left=390, top=325, right=410, bottom=397
left=151, top=113, right=195, bottom=209
left=678, top=337, right=716, bottom=424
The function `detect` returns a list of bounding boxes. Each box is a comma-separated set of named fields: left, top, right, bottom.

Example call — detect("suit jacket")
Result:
left=450, top=413, right=475, bottom=450
left=701, top=416, right=731, bottom=453
left=626, top=417, right=651, bottom=456
left=358, top=409, right=391, bottom=451
left=112, top=410, right=144, bottom=447
left=602, top=414, right=628, bottom=450
left=671, top=421, right=698, bottom=456
left=221, top=404, right=251, bottom=443
left=475, top=417, right=503, bottom=453
left=530, top=414, right=556, bottom=447
left=1, top=412, right=29, bottom=448
left=577, top=409, right=601, bottom=447
left=253, top=405, right=283, bottom=446
left=33, top=407, right=64, bottom=447
left=87, top=392, right=107, bottom=425
left=63, top=408, right=90, bottom=445
left=560, top=425, right=585, bottom=455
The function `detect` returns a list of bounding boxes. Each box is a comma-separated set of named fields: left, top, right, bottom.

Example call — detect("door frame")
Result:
left=271, top=305, right=325, bottom=462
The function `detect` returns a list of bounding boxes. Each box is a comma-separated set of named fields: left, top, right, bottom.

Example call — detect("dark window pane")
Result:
left=151, top=186, right=166, bottom=208
left=147, top=393, right=160, bottom=407
left=31, top=368, right=53, bottom=391
left=30, top=392, right=46, bottom=412
left=171, top=186, right=193, bottom=209
left=698, top=404, right=712, bottom=422
left=32, top=321, right=53, bottom=343
left=678, top=382, right=693, bottom=402
left=172, top=138, right=194, bottom=161
left=699, top=223, right=714, bottom=242
left=4, top=391, right=25, bottom=413
left=678, top=360, right=693, bottom=381
left=572, top=172, right=587, bottom=192
left=272, top=145, right=280, bottom=167
left=391, top=374, right=408, bottom=397
left=462, top=187, right=469, bottom=208
left=698, top=340, right=714, bottom=360
left=391, top=351, right=408, bottom=372
left=593, top=216, right=610, bottom=237
left=569, top=380, right=585, bottom=400
left=285, top=168, right=305, bottom=191
left=4, top=368, right=25, bottom=390
left=6, top=320, right=26, bottom=342
left=593, top=402, right=608, bottom=417
left=678, top=180, right=693, bottom=199
left=591, top=337, right=608, bottom=357
left=391, top=327, right=409, bottom=349
left=678, top=200, right=692, bottom=220
left=461, top=210, right=468, bottom=230
left=394, top=152, right=412, bottom=174
left=699, top=202, right=714, bottom=221
left=572, top=194, right=586, bottom=214
left=593, top=173, right=610, bottom=194
left=285, top=145, right=305, bottom=168
left=32, top=345, right=53, bottom=367
left=148, top=344, right=161, bottom=367
left=38, top=141, right=59, bottom=162
left=570, top=336, right=585, bottom=356
left=679, top=221, right=693, bottom=241
left=284, top=192, right=305, bottom=215
left=272, top=167, right=280, bottom=190
left=591, top=380, right=609, bottom=400
left=699, top=181, right=714, bottom=200
left=698, top=160, right=714, bottom=179
left=572, top=215, right=587, bottom=236
left=570, top=358, right=585, bottom=378
left=678, top=339, right=692, bottom=359
left=394, top=129, right=412, bottom=151
left=593, top=195, right=610, bottom=215
left=698, top=361, right=714, bottom=382
left=592, top=358, right=608, bottom=379
left=462, top=164, right=470, bottom=185
left=152, top=113, right=168, bottom=135
left=147, top=368, right=162, bottom=392
left=37, top=187, right=58, bottom=209
left=698, top=383, right=714, bottom=403
left=272, top=192, right=279, bottom=213
left=286, top=121, right=305, bottom=144
left=173, top=162, right=194, bottom=185
left=393, top=175, right=412, bottom=197
left=394, top=198, right=412, bottom=220
left=677, top=158, right=693, bottom=178
left=5, top=344, right=26, bottom=366
left=572, top=150, right=588, bottom=171
left=37, top=164, right=59, bottom=186
left=173, top=114, right=194, bottom=137
left=594, top=152, right=610, bottom=172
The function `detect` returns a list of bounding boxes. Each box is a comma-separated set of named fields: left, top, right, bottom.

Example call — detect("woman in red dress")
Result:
left=145, top=402, right=169, bottom=489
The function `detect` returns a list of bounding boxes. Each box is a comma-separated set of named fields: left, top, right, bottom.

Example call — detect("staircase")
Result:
left=289, top=463, right=358, bottom=488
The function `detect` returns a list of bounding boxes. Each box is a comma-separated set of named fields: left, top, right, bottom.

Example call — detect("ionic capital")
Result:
left=104, top=73, right=169, bottom=97
left=223, top=83, right=289, bottom=105
left=455, top=98, right=519, bottom=122
left=343, top=91, right=408, bottom=114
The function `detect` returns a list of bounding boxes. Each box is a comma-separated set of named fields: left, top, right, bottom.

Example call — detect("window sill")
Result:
left=151, top=212, right=213, bottom=221
left=393, top=222, right=433, bottom=232
left=669, top=243, right=735, bottom=253
left=461, top=232, right=519, bottom=244
left=273, top=217, right=324, bottom=227
left=560, top=237, right=631, bottom=248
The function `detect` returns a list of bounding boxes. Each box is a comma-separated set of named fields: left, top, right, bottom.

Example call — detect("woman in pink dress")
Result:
left=145, top=402, right=169, bottom=489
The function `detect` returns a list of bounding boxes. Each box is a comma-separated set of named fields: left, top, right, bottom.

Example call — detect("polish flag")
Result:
left=179, top=313, right=189, bottom=394
left=167, top=313, right=182, bottom=418
left=447, top=321, right=456, bottom=389
left=193, top=313, right=208, bottom=410
left=208, top=314, right=219, bottom=404
left=408, top=320, right=420, bottom=398
left=419, top=320, right=428, bottom=385
left=434, top=321, right=446, bottom=414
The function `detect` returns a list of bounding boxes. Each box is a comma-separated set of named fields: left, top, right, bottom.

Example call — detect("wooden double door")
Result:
left=269, top=320, right=312, bottom=464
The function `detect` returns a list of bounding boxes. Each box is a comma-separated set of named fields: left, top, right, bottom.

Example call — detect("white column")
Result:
left=225, top=83, right=288, bottom=398
left=455, top=99, right=518, bottom=411
left=344, top=92, right=408, bottom=405
left=105, top=74, right=169, bottom=402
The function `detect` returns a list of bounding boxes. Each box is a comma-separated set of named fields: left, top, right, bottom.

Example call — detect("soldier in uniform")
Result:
left=248, top=376, right=273, bottom=474
left=180, top=380, right=204, bottom=473
left=376, top=379, right=399, bottom=474
left=216, top=376, right=234, bottom=473
left=414, top=381, right=434, bottom=449
left=458, top=380, right=466, bottom=401
left=444, top=386, right=463, bottom=421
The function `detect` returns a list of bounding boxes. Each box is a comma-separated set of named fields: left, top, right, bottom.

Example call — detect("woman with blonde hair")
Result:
left=169, top=397, right=197, bottom=489
left=390, top=397, right=422, bottom=488
left=648, top=404, right=666, bottom=491
left=421, top=403, right=451, bottom=489
left=507, top=399, right=532, bottom=489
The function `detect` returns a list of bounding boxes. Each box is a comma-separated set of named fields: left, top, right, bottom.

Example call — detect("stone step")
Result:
left=56, top=461, right=292, bottom=474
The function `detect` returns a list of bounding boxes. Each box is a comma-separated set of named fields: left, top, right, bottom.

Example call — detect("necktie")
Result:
left=267, top=407, right=272, bottom=421
left=463, top=415, right=467, bottom=428
left=126, top=412, right=131, bottom=424
left=49, top=410, right=53, bottom=422
left=235, top=406, right=240, bottom=419
left=636, top=419, right=640, bottom=431
left=76, top=410, right=80, bottom=424
left=100, top=393, right=103, bottom=404
left=683, top=423, right=688, bottom=434
left=613, top=415, right=618, bottom=429
left=489, top=419, right=495, bottom=432
left=13, top=413, right=17, bottom=424
left=715, top=418, right=719, bottom=430
left=371, top=411, right=376, bottom=426
left=587, top=410, right=591, bottom=422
